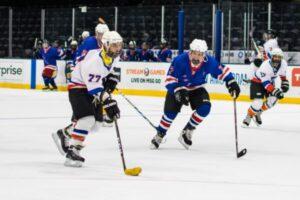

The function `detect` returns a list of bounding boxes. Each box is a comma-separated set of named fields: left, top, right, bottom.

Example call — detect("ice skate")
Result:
left=42, top=86, right=50, bottom=91
left=64, top=145, right=85, bottom=167
left=178, top=128, right=194, bottom=150
left=252, top=112, right=262, bottom=126
left=150, top=131, right=165, bottom=149
left=242, top=114, right=252, bottom=128
left=50, top=86, right=58, bottom=91
left=52, top=128, right=71, bottom=155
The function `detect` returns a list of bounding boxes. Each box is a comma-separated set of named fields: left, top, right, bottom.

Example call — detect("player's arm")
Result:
left=165, top=60, right=180, bottom=93
left=210, top=60, right=240, bottom=98
left=279, top=60, right=289, bottom=93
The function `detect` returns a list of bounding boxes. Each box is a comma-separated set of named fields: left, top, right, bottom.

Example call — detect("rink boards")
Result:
left=0, top=58, right=299, bottom=104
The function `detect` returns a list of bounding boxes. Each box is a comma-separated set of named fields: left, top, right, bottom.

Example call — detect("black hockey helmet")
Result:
left=266, top=29, right=277, bottom=39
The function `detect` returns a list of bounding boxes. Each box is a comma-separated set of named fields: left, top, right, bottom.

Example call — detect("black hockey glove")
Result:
left=271, top=88, right=284, bottom=99
left=226, top=79, right=240, bottom=98
left=174, top=88, right=189, bottom=106
left=253, top=58, right=263, bottom=68
left=103, top=74, right=119, bottom=93
left=103, top=98, right=120, bottom=119
left=281, top=80, right=289, bottom=93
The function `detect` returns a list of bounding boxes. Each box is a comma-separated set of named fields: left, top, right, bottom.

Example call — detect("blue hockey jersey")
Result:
left=39, top=47, right=63, bottom=69
left=158, top=48, right=172, bottom=62
left=76, top=36, right=101, bottom=63
left=165, top=52, right=234, bottom=94
left=138, top=49, right=157, bottom=62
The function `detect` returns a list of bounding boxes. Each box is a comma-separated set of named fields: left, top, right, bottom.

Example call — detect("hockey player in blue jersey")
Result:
left=39, top=40, right=64, bottom=91
left=157, top=39, right=172, bottom=62
left=75, top=23, right=109, bottom=64
left=150, top=39, right=241, bottom=150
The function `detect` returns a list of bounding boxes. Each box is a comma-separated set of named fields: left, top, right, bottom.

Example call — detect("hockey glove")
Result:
left=174, top=88, right=189, bottom=106
left=281, top=80, right=289, bottom=93
left=103, top=98, right=120, bottom=119
left=253, top=58, right=263, bottom=68
left=271, top=88, right=284, bottom=99
left=92, top=95, right=101, bottom=107
left=103, top=74, right=119, bottom=93
left=226, top=79, right=240, bottom=98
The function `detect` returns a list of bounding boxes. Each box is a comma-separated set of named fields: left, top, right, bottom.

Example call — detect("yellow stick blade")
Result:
left=124, top=167, right=142, bottom=176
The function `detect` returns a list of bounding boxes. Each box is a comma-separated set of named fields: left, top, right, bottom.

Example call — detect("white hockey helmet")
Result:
left=95, top=23, right=109, bottom=34
left=102, top=31, right=123, bottom=47
left=270, top=48, right=283, bottom=58
left=70, top=40, right=78, bottom=46
left=190, top=39, right=208, bottom=53
left=81, top=31, right=90, bottom=39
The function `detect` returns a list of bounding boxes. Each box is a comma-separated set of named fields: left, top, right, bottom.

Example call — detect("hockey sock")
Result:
left=184, top=102, right=211, bottom=130
left=70, top=116, right=95, bottom=145
left=49, top=78, right=57, bottom=88
left=157, top=112, right=178, bottom=136
left=247, top=106, right=260, bottom=117
left=43, top=77, right=50, bottom=87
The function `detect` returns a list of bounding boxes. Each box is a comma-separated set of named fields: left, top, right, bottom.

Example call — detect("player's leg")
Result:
left=52, top=122, right=73, bottom=155
left=242, top=82, right=265, bottom=127
left=49, top=70, right=58, bottom=90
left=253, top=95, right=278, bottom=125
left=178, top=87, right=211, bottom=149
left=150, top=92, right=182, bottom=149
left=64, top=89, right=96, bottom=167
left=42, top=74, right=50, bottom=90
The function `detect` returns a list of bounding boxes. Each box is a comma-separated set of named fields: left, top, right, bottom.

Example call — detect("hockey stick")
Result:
left=113, top=117, right=142, bottom=176
left=116, top=88, right=157, bottom=130
left=233, top=97, right=247, bottom=158
left=249, top=26, right=261, bottom=56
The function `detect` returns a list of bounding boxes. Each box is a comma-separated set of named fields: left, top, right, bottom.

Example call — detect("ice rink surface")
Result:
left=0, top=88, right=300, bottom=200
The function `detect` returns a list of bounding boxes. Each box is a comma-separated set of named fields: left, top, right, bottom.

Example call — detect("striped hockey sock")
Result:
left=70, top=128, right=88, bottom=146
left=184, top=111, right=205, bottom=130
left=157, top=112, right=177, bottom=135
left=247, top=106, right=260, bottom=117
left=184, top=103, right=211, bottom=130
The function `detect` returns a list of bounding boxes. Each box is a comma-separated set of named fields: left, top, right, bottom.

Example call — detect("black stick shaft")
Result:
left=233, top=98, right=239, bottom=158
left=114, top=118, right=127, bottom=171
left=117, top=89, right=157, bottom=129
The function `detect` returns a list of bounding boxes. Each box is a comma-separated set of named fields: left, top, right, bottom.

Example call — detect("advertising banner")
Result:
left=0, top=59, right=31, bottom=86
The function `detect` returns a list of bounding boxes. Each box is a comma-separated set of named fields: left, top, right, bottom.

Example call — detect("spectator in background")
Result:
left=124, top=40, right=140, bottom=61
left=138, top=42, right=157, bottom=62
left=157, top=39, right=172, bottom=62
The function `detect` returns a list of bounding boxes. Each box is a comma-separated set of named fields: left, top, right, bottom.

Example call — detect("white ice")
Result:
left=0, top=88, right=300, bottom=200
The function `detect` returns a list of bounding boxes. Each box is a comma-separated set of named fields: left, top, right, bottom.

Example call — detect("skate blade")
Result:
left=241, top=123, right=250, bottom=128
left=149, top=143, right=159, bottom=150
left=252, top=119, right=262, bottom=127
left=51, top=132, right=67, bottom=156
left=64, top=158, right=83, bottom=168
left=178, top=136, right=190, bottom=150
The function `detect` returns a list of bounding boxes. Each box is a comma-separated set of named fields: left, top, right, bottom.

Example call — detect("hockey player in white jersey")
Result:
left=263, top=29, right=279, bottom=55
left=54, top=31, right=123, bottom=167
left=242, top=48, right=289, bottom=127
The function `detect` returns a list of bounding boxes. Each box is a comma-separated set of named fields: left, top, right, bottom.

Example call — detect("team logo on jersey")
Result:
left=292, top=68, right=300, bottom=87
left=260, top=72, right=266, bottom=77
